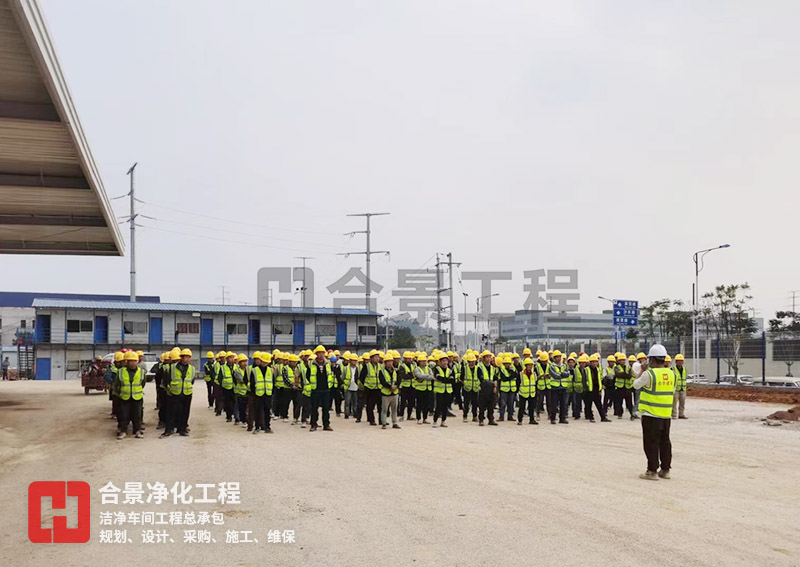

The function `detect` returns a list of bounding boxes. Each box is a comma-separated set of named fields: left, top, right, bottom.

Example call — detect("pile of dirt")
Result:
left=689, top=385, right=800, bottom=405
left=766, top=405, right=800, bottom=422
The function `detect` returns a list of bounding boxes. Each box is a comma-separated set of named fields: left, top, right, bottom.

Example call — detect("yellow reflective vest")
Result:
left=168, top=363, right=194, bottom=396
left=638, top=367, right=676, bottom=418
left=518, top=370, right=536, bottom=398
left=118, top=367, right=143, bottom=401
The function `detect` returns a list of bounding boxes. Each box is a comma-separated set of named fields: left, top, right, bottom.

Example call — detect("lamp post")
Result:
left=476, top=293, right=499, bottom=349
left=462, top=292, right=468, bottom=350
left=598, top=295, right=618, bottom=351
left=692, top=244, right=731, bottom=379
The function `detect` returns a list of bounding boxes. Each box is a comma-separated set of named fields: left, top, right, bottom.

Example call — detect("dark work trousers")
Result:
left=642, top=415, right=672, bottom=472
left=584, top=390, right=605, bottom=420
left=252, top=395, right=271, bottom=430
left=205, top=380, right=214, bottom=407
left=478, top=383, right=495, bottom=424
left=398, top=387, right=415, bottom=419
left=571, top=391, right=583, bottom=419
left=365, top=388, right=381, bottom=424
left=235, top=395, right=247, bottom=423
left=157, top=388, right=167, bottom=424
left=615, top=388, right=634, bottom=417
left=174, top=395, right=191, bottom=433
left=293, top=390, right=310, bottom=422
left=222, top=388, right=235, bottom=420
left=434, top=392, right=451, bottom=423
left=498, top=390, right=515, bottom=420
left=333, top=388, right=344, bottom=415
left=462, top=390, right=478, bottom=420
left=548, top=388, right=569, bottom=422
left=275, top=388, right=292, bottom=419
left=214, top=383, right=224, bottom=415
left=415, top=389, right=431, bottom=421
left=603, top=384, right=615, bottom=414
left=310, top=390, right=332, bottom=428
left=354, top=389, right=365, bottom=421
left=517, top=395, right=536, bottom=423
left=246, top=394, right=256, bottom=430
left=163, top=395, right=177, bottom=433
left=118, top=398, right=143, bottom=434
left=536, top=389, right=547, bottom=416
left=452, top=382, right=463, bottom=410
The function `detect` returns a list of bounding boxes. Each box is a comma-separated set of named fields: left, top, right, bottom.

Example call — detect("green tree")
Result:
left=386, top=326, right=416, bottom=349
left=639, top=299, right=693, bottom=342
left=769, top=311, right=800, bottom=377
left=700, top=283, right=757, bottom=379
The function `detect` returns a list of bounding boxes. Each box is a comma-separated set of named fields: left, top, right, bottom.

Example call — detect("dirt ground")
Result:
left=1, top=381, right=799, bottom=567
left=689, top=384, right=800, bottom=405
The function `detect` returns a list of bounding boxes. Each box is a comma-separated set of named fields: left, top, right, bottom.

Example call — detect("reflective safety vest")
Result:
left=638, top=367, right=676, bottom=419
left=572, top=366, right=586, bottom=394
left=518, top=370, right=536, bottom=398
left=363, top=362, right=380, bottom=390
left=219, top=364, right=234, bottom=390
left=625, top=364, right=636, bottom=389
left=607, top=365, right=622, bottom=389
left=274, top=363, right=287, bottom=388
left=380, top=367, right=399, bottom=396
left=587, top=366, right=603, bottom=392
left=499, top=367, right=517, bottom=393
left=433, top=366, right=452, bottom=394
left=535, top=362, right=549, bottom=390
left=203, top=361, right=213, bottom=382
left=233, top=365, right=248, bottom=396
left=399, top=363, right=413, bottom=388
left=462, top=364, right=480, bottom=392
left=413, top=367, right=433, bottom=391
left=452, top=363, right=462, bottom=383
left=284, top=365, right=301, bottom=389
left=252, top=366, right=273, bottom=397
left=118, top=367, right=143, bottom=401
left=303, top=363, right=335, bottom=397
left=168, top=364, right=194, bottom=396
left=674, top=366, right=687, bottom=392
left=547, top=362, right=567, bottom=389
left=213, top=360, right=223, bottom=384
left=477, top=362, right=495, bottom=384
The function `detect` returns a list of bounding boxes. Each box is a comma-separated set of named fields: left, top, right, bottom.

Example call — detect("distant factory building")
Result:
left=500, top=310, right=614, bottom=342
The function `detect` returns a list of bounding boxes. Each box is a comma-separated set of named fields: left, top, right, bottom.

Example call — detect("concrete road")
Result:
left=1, top=381, right=798, bottom=567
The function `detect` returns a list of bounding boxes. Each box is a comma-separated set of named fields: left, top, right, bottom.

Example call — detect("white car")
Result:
left=717, top=374, right=754, bottom=386
left=756, top=377, right=800, bottom=388
left=687, top=373, right=708, bottom=384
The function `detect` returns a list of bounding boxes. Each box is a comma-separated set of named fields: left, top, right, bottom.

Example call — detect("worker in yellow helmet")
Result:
left=105, top=351, right=127, bottom=422
left=233, top=354, right=249, bottom=426
left=115, top=351, right=145, bottom=439
left=672, top=354, right=688, bottom=419
left=161, top=349, right=195, bottom=438
left=634, top=345, right=675, bottom=480
left=212, top=351, right=226, bottom=416
left=203, top=351, right=215, bottom=409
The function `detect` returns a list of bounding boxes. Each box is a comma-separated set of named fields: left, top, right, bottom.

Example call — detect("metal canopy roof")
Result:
left=0, top=0, right=123, bottom=255
left=32, top=298, right=381, bottom=317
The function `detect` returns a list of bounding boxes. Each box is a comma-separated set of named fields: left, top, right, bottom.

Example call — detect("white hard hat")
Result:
left=647, top=344, right=668, bottom=358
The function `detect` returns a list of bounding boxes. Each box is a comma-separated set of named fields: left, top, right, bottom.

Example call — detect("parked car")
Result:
left=687, top=373, right=708, bottom=384
left=717, top=374, right=754, bottom=386
left=755, top=377, right=800, bottom=388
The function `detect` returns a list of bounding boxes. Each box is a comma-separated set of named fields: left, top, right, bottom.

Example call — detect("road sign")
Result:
left=612, top=299, right=638, bottom=327
left=613, top=300, right=638, bottom=310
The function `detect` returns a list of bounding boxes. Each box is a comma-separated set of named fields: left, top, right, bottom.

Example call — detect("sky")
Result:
left=5, top=0, right=800, bottom=323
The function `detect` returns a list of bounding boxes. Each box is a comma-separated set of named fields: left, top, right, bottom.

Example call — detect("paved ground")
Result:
left=1, top=381, right=799, bottom=567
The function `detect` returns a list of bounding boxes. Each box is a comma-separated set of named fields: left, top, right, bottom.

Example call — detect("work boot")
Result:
left=559, top=419, right=569, bottom=424
left=382, top=424, right=387, bottom=430
left=398, top=416, right=404, bottom=422
left=234, top=420, right=240, bottom=426
left=440, top=423, right=448, bottom=428
left=658, top=469, right=671, bottom=479
left=392, top=424, right=401, bottom=429
left=116, top=431, right=126, bottom=440
left=252, top=428, right=260, bottom=434
left=226, top=417, right=232, bottom=423
left=159, top=431, right=172, bottom=438
left=630, top=415, right=636, bottom=421
left=639, top=470, right=659, bottom=481
left=355, top=418, right=361, bottom=423
left=422, top=420, right=430, bottom=425
left=179, top=431, right=188, bottom=437
left=156, top=422, right=165, bottom=430
left=447, top=410, right=456, bottom=417
left=432, top=421, right=439, bottom=428
left=417, top=419, right=422, bottom=424
left=472, top=417, right=478, bottom=422
left=517, top=421, right=522, bottom=426
left=488, top=421, right=498, bottom=426
left=134, top=431, right=143, bottom=439
left=479, top=420, right=485, bottom=426
left=530, top=419, right=538, bottom=425
left=589, top=419, right=596, bottom=423
left=601, top=417, right=611, bottom=422
left=301, top=422, right=307, bottom=428
left=323, top=426, right=334, bottom=431
left=265, top=428, right=273, bottom=434
left=463, top=417, right=468, bottom=423
left=344, top=415, right=349, bottom=419
left=679, top=416, right=688, bottom=419
left=550, top=419, right=556, bottom=424
left=498, top=417, right=504, bottom=422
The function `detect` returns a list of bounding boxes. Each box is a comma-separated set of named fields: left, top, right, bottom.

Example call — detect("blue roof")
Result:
left=32, top=298, right=379, bottom=317
left=0, top=292, right=160, bottom=308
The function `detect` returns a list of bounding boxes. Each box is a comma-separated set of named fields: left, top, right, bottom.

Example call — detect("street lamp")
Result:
left=476, top=293, right=499, bottom=348
left=692, top=244, right=730, bottom=379
left=462, top=292, right=468, bottom=350
left=598, top=296, right=618, bottom=351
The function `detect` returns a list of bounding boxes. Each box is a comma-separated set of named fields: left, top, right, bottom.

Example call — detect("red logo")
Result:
left=28, top=481, right=91, bottom=543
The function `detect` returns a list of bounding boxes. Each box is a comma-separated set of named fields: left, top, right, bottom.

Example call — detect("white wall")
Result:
left=0, top=306, right=35, bottom=346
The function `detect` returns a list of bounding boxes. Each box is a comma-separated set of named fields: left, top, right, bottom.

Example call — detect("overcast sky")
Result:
left=7, top=0, right=800, bottom=322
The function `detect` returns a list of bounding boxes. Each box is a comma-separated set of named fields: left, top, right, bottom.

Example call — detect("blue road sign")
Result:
left=613, top=316, right=639, bottom=327
left=613, top=300, right=639, bottom=310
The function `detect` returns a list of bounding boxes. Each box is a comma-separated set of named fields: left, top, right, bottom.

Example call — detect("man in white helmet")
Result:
left=633, top=344, right=676, bottom=480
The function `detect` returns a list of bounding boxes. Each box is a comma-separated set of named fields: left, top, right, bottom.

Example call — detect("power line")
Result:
left=340, top=213, right=390, bottom=311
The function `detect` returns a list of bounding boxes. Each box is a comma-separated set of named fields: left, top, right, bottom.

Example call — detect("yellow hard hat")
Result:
left=402, top=351, right=413, bottom=359
left=171, top=347, right=181, bottom=356
left=334, top=350, right=341, bottom=356
left=675, top=354, right=685, bottom=361
left=180, top=348, right=192, bottom=357
left=480, top=350, right=492, bottom=358
left=628, top=355, right=636, bottom=362
left=538, top=352, right=549, bottom=362
left=226, top=351, right=235, bottom=358
left=253, top=350, right=262, bottom=358
left=169, top=350, right=180, bottom=361
left=569, top=352, right=577, bottom=360
left=637, top=352, right=647, bottom=360
left=136, top=350, right=144, bottom=357
left=463, top=353, right=476, bottom=362
left=616, top=353, right=626, bottom=361
left=237, top=354, right=248, bottom=363
left=552, top=350, right=562, bottom=358
left=383, top=353, right=395, bottom=362
left=578, top=354, right=590, bottom=363
left=313, top=345, right=326, bottom=354
left=216, top=350, right=226, bottom=358
left=607, top=355, right=616, bottom=362
left=664, top=355, right=672, bottom=362
left=522, top=348, right=532, bottom=356
left=511, top=352, right=520, bottom=359
left=124, top=351, right=139, bottom=361
left=260, top=352, right=272, bottom=363
left=523, top=358, right=534, bottom=366
left=362, top=353, right=370, bottom=360
left=206, top=350, right=215, bottom=358
left=159, top=353, right=166, bottom=362
left=590, top=353, right=600, bottom=361
left=567, top=353, right=577, bottom=362
left=417, top=353, right=428, bottom=363
left=114, top=351, right=125, bottom=362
